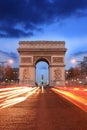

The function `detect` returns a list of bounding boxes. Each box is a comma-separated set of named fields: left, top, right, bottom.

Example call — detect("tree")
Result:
left=0, top=65, right=5, bottom=82
left=81, top=56, right=87, bottom=76
left=5, top=65, right=13, bottom=82
left=73, top=67, right=80, bottom=78
left=68, top=67, right=74, bottom=79
left=66, top=67, right=81, bottom=79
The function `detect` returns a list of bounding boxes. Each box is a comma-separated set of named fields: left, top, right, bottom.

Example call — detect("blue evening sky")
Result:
left=0, top=0, right=87, bottom=83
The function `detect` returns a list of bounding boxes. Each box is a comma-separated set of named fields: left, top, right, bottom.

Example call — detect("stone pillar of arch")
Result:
left=18, top=41, right=67, bottom=86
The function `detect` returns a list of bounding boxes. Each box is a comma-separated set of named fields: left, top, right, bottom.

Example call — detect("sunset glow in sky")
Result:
left=0, top=0, right=87, bottom=70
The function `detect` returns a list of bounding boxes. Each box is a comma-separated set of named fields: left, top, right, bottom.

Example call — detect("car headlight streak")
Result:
left=0, top=87, right=39, bottom=109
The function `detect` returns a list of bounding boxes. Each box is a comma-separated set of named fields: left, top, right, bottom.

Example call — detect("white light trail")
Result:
left=0, top=86, right=40, bottom=109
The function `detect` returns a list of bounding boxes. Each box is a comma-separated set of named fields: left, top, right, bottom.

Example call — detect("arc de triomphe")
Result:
left=18, top=41, right=67, bottom=86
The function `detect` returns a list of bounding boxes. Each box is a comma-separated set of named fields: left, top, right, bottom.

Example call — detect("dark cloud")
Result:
left=0, top=25, right=33, bottom=38
left=0, top=0, right=87, bottom=38
left=0, top=50, right=19, bottom=66
left=71, top=50, right=87, bottom=56
left=68, top=49, right=87, bottom=61
left=7, top=52, right=19, bottom=62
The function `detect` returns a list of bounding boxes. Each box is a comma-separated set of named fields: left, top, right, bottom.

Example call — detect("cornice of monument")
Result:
left=18, top=41, right=66, bottom=50
left=17, top=49, right=66, bottom=55
left=19, top=41, right=65, bottom=43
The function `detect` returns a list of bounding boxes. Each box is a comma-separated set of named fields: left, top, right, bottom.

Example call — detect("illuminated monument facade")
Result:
left=18, top=41, right=67, bottom=86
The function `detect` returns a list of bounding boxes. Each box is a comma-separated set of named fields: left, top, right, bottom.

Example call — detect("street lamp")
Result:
left=70, top=59, right=81, bottom=64
left=0, top=59, right=14, bottom=66
left=70, top=59, right=77, bottom=64
left=8, top=59, right=14, bottom=65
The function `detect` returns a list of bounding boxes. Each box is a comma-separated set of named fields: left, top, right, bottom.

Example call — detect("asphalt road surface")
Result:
left=0, top=87, right=87, bottom=130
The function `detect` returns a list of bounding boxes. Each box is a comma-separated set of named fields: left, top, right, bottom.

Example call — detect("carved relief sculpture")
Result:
left=33, top=56, right=51, bottom=64
left=53, top=57, right=63, bottom=63
left=54, top=69, right=62, bottom=80
left=21, top=57, right=32, bottom=63
left=23, top=69, right=29, bottom=80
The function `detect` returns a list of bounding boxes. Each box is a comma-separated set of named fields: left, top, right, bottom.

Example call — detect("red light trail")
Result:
left=51, top=87, right=87, bottom=112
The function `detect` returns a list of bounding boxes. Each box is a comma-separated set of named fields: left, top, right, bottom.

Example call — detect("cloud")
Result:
left=0, top=50, right=19, bottom=67
left=72, top=50, right=87, bottom=56
left=0, top=26, right=33, bottom=38
left=67, top=49, right=87, bottom=64
left=0, top=0, right=87, bottom=38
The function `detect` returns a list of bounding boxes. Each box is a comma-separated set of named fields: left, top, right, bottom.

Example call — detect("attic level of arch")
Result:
left=18, top=41, right=66, bottom=49
left=18, top=41, right=66, bottom=54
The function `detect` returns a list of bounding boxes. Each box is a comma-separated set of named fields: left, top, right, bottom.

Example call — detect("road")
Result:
left=0, top=86, right=87, bottom=130
left=52, top=86, right=87, bottom=112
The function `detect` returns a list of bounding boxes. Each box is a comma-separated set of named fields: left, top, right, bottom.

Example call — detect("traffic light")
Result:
left=41, top=74, right=44, bottom=85
left=41, top=79, right=44, bottom=85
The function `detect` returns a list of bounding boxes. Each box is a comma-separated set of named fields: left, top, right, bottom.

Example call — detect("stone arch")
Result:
left=18, top=41, right=67, bottom=86
left=34, top=56, right=50, bottom=66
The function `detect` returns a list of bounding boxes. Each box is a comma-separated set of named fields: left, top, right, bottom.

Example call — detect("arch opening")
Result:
left=35, top=60, right=49, bottom=86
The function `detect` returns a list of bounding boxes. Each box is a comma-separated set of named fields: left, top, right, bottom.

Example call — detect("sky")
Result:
left=0, top=0, right=87, bottom=82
